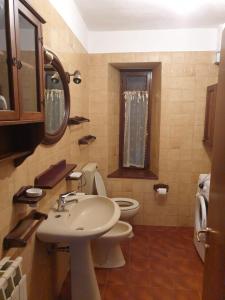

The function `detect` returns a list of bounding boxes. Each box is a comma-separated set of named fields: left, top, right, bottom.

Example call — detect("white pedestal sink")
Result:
left=37, top=195, right=120, bottom=300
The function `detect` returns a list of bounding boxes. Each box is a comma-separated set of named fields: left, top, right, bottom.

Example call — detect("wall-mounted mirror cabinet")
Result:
left=42, top=49, right=70, bottom=145
left=0, top=0, right=45, bottom=124
left=0, top=0, right=46, bottom=166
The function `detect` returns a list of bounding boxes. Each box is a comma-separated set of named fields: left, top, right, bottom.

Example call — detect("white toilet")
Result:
left=82, top=163, right=136, bottom=268
left=82, top=163, right=140, bottom=222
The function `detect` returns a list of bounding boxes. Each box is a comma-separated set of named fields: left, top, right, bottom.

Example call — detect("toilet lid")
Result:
left=94, top=171, right=107, bottom=197
left=111, top=198, right=140, bottom=211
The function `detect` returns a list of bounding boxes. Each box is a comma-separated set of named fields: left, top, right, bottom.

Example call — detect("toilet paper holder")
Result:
left=153, top=184, right=169, bottom=193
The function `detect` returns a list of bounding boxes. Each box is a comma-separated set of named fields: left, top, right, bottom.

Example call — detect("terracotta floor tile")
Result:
left=174, top=289, right=201, bottom=300
left=130, top=250, right=150, bottom=260
left=104, top=284, right=134, bottom=300
left=148, top=287, right=175, bottom=300
left=107, top=265, right=130, bottom=285
left=148, top=257, right=172, bottom=273
left=172, top=273, right=202, bottom=291
left=130, top=257, right=151, bottom=271
left=169, top=258, right=203, bottom=277
left=95, top=268, right=108, bottom=285
left=131, top=237, right=150, bottom=248
left=131, top=286, right=154, bottom=300
left=128, top=269, right=151, bottom=287
left=149, top=271, right=175, bottom=289
left=148, top=248, right=169, bottom=261
left=58, top=226, right=204, bottom=300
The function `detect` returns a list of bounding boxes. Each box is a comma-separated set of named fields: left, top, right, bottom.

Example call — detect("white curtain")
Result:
left=123, top=91, right=149, bottom=168
left=45, top=89, right=65, bottom=134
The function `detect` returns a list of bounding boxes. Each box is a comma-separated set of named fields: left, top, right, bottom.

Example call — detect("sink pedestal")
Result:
left=36, top=196, right=120, bottom=299
left=70, top=241, right=101, bottom=300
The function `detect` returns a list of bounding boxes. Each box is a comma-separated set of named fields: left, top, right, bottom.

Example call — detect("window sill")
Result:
left=108, top=168, right=158, bottom=180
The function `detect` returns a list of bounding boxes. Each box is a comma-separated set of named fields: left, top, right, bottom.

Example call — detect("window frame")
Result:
left=119, top=69, right=152, bottom=170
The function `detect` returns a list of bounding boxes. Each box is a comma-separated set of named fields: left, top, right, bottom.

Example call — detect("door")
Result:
left=14, top=0, right=44, bottom=121
left=0, top=0, right=20, bottom=120
left=202, top=29, right=225, bottom=300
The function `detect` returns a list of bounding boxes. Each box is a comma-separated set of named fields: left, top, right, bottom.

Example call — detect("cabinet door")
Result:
left=14, top=0, right=44, bottom=121
left=0, top=0, right=20, bottom=120
left=203, top=84, right=217, bottom=147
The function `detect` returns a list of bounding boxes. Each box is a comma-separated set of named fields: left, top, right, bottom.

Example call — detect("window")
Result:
left=119, top=70, right=151, bottom=170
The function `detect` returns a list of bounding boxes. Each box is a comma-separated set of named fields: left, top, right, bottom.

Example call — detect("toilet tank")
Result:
left=82, top=163, right=98, bottom=194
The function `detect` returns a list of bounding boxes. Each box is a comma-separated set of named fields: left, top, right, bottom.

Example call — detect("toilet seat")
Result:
left=94, top=172, right=140, bottom=211
left=111, top=198, right=140, bottom=211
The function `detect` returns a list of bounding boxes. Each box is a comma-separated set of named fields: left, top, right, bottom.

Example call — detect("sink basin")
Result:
left=37, top=195, right=120, bottom=243
left=37, top=195, right=120, bottom=300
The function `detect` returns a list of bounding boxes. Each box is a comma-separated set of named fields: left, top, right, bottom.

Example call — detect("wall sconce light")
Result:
left=44, top=49, right=82, bottom=84
left=65, top=70, right=82, bottom=84
left=215, top=24, right=225, bottom=65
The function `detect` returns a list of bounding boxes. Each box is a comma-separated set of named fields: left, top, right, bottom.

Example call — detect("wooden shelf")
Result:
left=34, top=160, right=77, bottom=189
left=13, top=186, right=46, bottom=205
left=0, top=151, right=32, bottom=164
left=3, top=210, right=47, bottom=250
left=68, top=116, right=90, bottom=125
left=78, top=135, right=96, bottom=145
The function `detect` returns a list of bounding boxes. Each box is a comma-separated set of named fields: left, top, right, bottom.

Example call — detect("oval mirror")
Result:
left=42, top=49, right=70, bottom=144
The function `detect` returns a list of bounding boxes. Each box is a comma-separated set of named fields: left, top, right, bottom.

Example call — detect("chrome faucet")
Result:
left=57, top=192, right=78, bottom=212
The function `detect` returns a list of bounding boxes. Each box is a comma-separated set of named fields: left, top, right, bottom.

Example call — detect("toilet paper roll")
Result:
left=157, top=188, right=167, bottom=195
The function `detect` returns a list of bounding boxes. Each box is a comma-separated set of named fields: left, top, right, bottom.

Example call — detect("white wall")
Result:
left=47, top=1, right=219, bottom=54
left=48, top=0, right=89, bottom=50
left=88, top=28, right=218, bottom=53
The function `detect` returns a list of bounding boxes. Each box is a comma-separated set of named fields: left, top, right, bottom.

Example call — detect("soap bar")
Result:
left=26, top=188, right=42, bottom=197
left=69, top=172, right=83, bottom=179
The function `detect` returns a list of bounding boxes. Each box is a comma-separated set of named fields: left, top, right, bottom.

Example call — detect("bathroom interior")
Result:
left=0, top=0, right=224, bottom=299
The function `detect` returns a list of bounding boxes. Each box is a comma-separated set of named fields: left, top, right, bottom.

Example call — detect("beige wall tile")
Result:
left=0, top=1, right=89, bottom=299
left=88, top=51, right=218, bottom=229
left=0, top=3, right=219, bottom=299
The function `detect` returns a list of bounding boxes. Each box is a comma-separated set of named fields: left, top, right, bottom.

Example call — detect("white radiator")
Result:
left=0, top=257, right=27, bottom=300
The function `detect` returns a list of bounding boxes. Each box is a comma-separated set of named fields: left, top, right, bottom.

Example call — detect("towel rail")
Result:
left=3, top=210, right=47, bottom=250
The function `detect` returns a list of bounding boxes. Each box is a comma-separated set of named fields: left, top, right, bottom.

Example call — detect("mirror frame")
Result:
left=42, top=49, right=70, bottom=145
